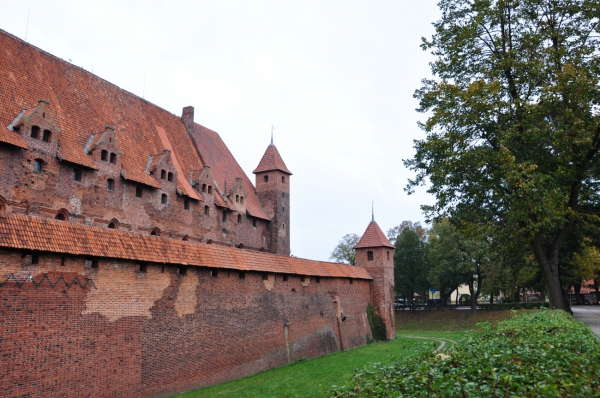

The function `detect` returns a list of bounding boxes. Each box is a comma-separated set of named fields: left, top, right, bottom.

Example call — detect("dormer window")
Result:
left=101, top=150, right=108, bottom=161
left=31, top=126, right=40, bottom=139
left=208, top=186, right=212, bottom=194
left=240, top=196, right=244, bottom=204
left=33, top=159, right=43, bottom=173
left=106, top=179, right=114, bottom=191
left=161, top=194, right=168, bottom=204
left=72, top=168, right=82, bottom=182
left=161, top=170, right=166, bottom=179
left=42, top=129, right=52, bottom=143
left=167, top=172, right=173, bottom=182
left=110, top=153, right=117, bottom=164
left=202, top=183, right=207, bottom=192
left=236, top=195, right=239, bottom=203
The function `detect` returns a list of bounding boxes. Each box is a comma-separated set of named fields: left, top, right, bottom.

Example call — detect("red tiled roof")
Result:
left=0, top=213, right=371, bottom=280
left=0, top=128, right=27, bottom=149
left=253, top=144, right=292, bottom=175
left=189, top=124, right=270, bottom=220
left=355, top=221, right=395, bottom=249
left=0, top=29, right=202, bottom=193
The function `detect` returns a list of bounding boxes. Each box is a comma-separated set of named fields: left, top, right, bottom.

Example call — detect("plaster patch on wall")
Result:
left=83, top=264, right=170, bottom=322
left=301, top=278, right=310, bottom=287
left=174, top=270, right=199, bottom=317
left=69, top=197, right=82, bottom=214
left=262, top=275, right=275, bottom=290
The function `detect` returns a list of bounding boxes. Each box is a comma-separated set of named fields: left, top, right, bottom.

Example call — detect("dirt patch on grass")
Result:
left=396, top=309, right=535, bottom=332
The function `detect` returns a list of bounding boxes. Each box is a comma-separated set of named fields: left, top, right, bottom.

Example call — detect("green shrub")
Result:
left=479, top=302, right=549, bottom=310
left=328, top=310, right=600, bottom=397
left=366, top=303, right=387, bottom=342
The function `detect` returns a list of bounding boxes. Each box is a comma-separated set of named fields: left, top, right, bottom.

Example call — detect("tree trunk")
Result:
left=531, top=237, right=570, bottom=311
left=574, top=283, right=582, bottom=305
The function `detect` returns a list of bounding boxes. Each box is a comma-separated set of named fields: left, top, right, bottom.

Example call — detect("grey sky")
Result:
left=0, top=1, right=440, bottom=261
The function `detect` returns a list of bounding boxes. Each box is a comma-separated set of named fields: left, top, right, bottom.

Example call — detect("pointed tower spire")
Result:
left=270, top=124, right=274, bottom=146
left=372, top=201, right=375, bottom=222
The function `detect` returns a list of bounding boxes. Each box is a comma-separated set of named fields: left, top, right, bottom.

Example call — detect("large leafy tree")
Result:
left=387, top=221, right=427, bottom=245
left=406, top=0, right=600, bottom=310
left=329, top=233, right=360, bottom=265
left=394, top=227, right=429, bottom=301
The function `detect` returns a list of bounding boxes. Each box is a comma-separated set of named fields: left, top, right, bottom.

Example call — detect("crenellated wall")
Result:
left=0, top=250, right=371, bottom=398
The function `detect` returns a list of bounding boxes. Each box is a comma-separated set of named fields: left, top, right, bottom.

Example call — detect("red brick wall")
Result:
left=0, top=250, right=371, bottom=397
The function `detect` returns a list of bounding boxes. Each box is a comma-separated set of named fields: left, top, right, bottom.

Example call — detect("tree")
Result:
left=329, top=233, right=360, bottom=265
left=394, top=227, right=429, bottom=302
left=387, top=221, right=427, bottom=245
left=406, top=0, right=600, bottom=310
left=428, top=219, right=490, bottom=310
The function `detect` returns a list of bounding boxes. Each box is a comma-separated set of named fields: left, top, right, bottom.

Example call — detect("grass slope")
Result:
left=171, top=333, right=461, bottom=398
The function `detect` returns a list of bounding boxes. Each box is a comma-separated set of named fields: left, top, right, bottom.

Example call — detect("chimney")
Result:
left=182, top=106, right=194, bottom=134
left=105, top=125, right=116, bottom=133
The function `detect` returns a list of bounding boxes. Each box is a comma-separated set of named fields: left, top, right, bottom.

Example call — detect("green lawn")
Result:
left=170, top=332, right=463, bottom=398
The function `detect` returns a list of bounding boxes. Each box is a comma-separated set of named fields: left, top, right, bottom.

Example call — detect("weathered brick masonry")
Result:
left=0, top=28, right=395, bottom=397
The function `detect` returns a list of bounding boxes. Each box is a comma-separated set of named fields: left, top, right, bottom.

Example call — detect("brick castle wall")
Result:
left=0, top=250, right=371, bottom=398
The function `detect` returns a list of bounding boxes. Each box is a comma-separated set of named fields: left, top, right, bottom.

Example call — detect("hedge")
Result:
left=328, top=309, right=600, bottom=397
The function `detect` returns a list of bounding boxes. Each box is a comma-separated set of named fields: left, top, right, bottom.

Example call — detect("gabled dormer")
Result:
left=197, top=165, right=216, bottom=198
left=86, top=125, right=123, bottom=168
left=12, top=99, right=61, bottom=156
left=228, top=177, right=247, bottom=214
left=148, top=148, right=178, bottom=186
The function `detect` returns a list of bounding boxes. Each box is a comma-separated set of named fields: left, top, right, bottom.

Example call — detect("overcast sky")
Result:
left=0, top=1, right=440, bottom=261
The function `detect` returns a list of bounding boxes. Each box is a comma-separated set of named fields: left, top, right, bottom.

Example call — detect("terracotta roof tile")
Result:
left=190, top=124, right=270, bottom=220
left=0, top=213, right=371, bottom=280
left=354, top=221, right=395, bottom=249
left=253, top=144, right=292, bottom=175
left=0, top=29, right=202, bottom=191
left=0, top=128, right=27, bottom=149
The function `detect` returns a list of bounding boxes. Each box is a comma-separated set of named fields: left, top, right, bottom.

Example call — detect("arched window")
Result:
left=264, top=175, right=269, bottom=183
left=237, top=214, right=242, bottom=223
left=33, top=159, right=43, bottom=173
left=108, top=222, right=116, bottom=229
left=236, top=195, right=239, bottom=203
left=167, top=172, right=173, bottom=182
left=204, top=205, right=209, bottom=216
left=101, top=150, right=108, bottom=161
left=55, top=213, right=66, bottom=221
left=208, top=186, right=212, bottom=194
left=182, top=235, right=189, bottom=241
left=202, top=183, right=207, bottom=192
left=109, top=153, right=117, bottom=163
left=367, top=251, right=374, bottom=261
left=0, top=196, right=5, bottom=212
left=72, top=168, right=82, bottom=182
left=42, top=129, right=52, bottom=143
left=161, top=170, right=166, bottom=179
left=31, top=125, right=40, bottom=139
left=150, top=228, right=161, bottom=236
left=240, top=196, right=244, bottom=204
left=161, top=194, right=167, bottom=204
left=106, top=179, right=114, bottom=191
left=237, top=243, right=244, bottom=249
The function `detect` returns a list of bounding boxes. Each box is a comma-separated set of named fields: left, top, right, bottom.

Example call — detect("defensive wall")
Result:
left=0, top=213, right=391, bottom=398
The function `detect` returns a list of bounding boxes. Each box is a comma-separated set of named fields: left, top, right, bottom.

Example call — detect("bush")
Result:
left=328, top=310, right=600, bottom=397
left=366, top=303, right=387, bottom=342
left=479, top=302, right=549, bottom=310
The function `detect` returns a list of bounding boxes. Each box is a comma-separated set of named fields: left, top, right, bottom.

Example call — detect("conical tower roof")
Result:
left=354, top=221, right=395, bottom=249
left=253, top=143, right=292, bottom=175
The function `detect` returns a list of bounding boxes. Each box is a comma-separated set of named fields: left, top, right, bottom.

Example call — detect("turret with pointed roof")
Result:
left=253, top=138, right=291, bottom=255
left=355, top=215, right=395, bottom=340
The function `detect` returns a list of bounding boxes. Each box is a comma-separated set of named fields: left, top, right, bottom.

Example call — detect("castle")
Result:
left=0, top=28, right=395, bottom=397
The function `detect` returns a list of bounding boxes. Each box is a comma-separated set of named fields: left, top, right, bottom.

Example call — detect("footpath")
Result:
left=571, top=305, right=600, bottom=339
